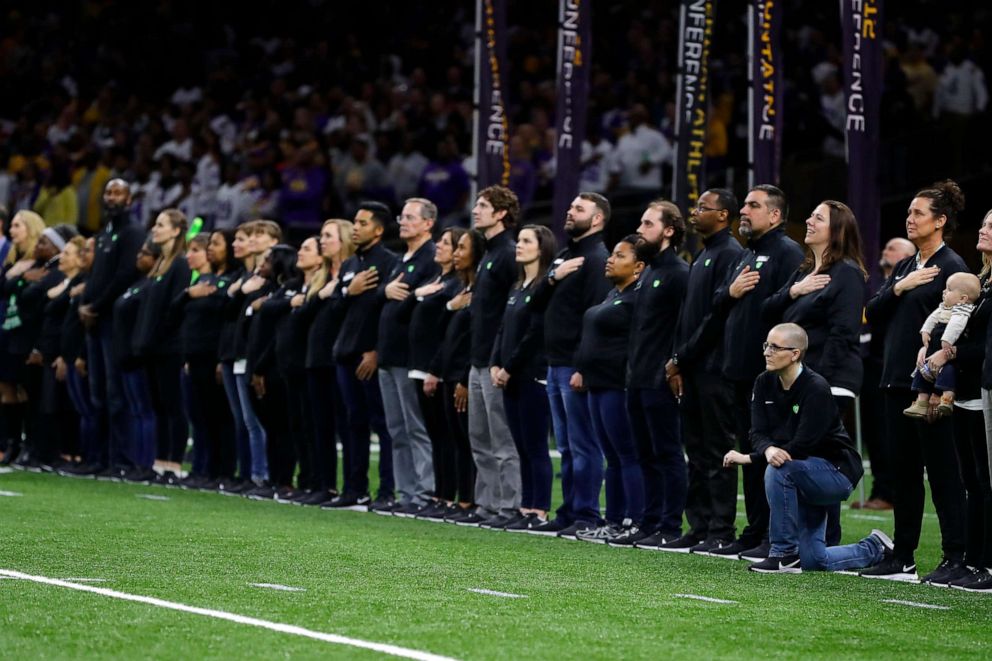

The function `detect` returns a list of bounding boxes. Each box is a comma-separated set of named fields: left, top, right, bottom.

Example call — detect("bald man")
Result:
left=855, top=238, right=918, bottom=510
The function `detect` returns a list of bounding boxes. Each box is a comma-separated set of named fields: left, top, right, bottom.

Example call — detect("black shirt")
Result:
left=431, top=301, right=472, bottom=385
left=303, top=288, right=344, bottom=370
left=491, top=278, right=547, bottom=382
left=82, top=212, right=145, bottom=316
left=762, top=259, right=867, bottom=393
left=3, top=260, right=64, bottom=356
left=627, top=246, right=689, bottom=389
left=132, top=258, right=192, bottom=358
left=60, top=275, right=88, bottom=363
left=672, top=228, right=743, bottom=375
left=948, top=274, right=990, bottom=398
left=332, top=242, right=398, bottom=363
left=749, top=367, right=864, bottom=487
left=575, top=285, right=637, bottom=390
left=112, top=278, right=150, bottom=370
left=377, top=240, right=440, bottom=368
left=408, top=270, right=461, bottom=373
left=865, top=245, right=967, bottom=389
left=38, top=274, right=78, bottom=362
left=216, top=266, right=246, bottom=363
left=715, top=226, right=805, bottom=383
left=174, top=270, right=239, bottom=360
left=528, top=232, right=610, bottom=367
left=470, top=229, right=517, bottom=368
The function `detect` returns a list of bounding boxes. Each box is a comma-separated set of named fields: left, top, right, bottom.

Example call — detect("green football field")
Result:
left=1, top=463, right=989, bottom=660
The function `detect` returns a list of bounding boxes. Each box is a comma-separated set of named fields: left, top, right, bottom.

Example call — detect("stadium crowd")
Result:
left=1, top=175, right=992, bottom=591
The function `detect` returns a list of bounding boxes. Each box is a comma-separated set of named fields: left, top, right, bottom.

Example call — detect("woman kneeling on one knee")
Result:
left=723, top=322, right=893, bottom=574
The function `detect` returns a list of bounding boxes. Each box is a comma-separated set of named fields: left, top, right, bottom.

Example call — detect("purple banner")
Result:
left=673, top=0, right=715, bottom=213
left=842, top=0, right=883, bottom=282
left=475, top=0, right=510, bottom=189
left=748, top=0, right=783, bottom=186
left=551, top=0, right=592, bottom=240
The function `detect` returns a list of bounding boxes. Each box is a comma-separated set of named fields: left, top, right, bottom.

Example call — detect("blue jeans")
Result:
left=626, top=387, right=686, bottom=538
left=221, top=363, right=252, bottom=481
left=88, top=319, right=132, bottom=467
left=181, top=367, right=209, bottom=476
left=546, top=365, right=602, bottom=524
left=503, top=378, right=552, bottom=511
left=336, top=358, right=394, bottom=499
left=235, top=372, right=268, bottom=482
left=589, top=388, right=644, bottom=525
left=65, top=363, right=102, bottom=464
left=911, top=362, right=956, bottom=396
left=765, top=458, right=884, bottom=571
left=120, top=368, right=156, bottom=469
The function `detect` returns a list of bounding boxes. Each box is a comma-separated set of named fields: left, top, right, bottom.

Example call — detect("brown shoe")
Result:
left=863, top=498, right=894, bottom=511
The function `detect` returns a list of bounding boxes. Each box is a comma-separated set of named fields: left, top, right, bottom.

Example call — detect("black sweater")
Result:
left=82, top=213, right=145, bottom=316
left=408, top=270, right=461, bottom=373
left=37, top=275, right=79, bottom=362
left=749, top=367, right=864, bottom=487
left=132, top=258, right=193, bottom=358
left=627, top=246, right=689, bottom=389
left=528, top=232, right=610, bottom=367
left=112, top=278, right=150, bottom=370
left=275, top=284, right=309, bottom=377
left=247, top=285, right=291, bottom=377
left=948, top=275, right=990, bottom=398
left=575, top=284, right=637, bottom=390
left=377, top=240, right=440, bottom=368
left=715, top=226, right=805, bottom=383
left=173, top=270, right=240, bottom=360
left=762, top=259, right=867, bottom=393
left=430, top=302, right=472, bottom=385
left=332, top=242, right=398, bottom=363
left=865, top=245, right=967, bottom=389
left=3, top=260, right=64, bottom=356
left=470, top=229, right=517, bottom=368
left=491, top=278, right=547, bottom=382
left=60, top=276, right=88, bottom=363
left=303, top=291, right=343, bottom=370
left=671, top=228, right=743, bottom=375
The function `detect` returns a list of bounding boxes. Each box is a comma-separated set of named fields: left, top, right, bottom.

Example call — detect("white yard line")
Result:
left=0, top=569, right=459, bottom=661
left=849, top=514, right=889, bottom=522
left=881, top=599, right=950, bottom=611
left=136, top=494, right=170, bottom=501
left=0, top=490, right=23, bottom=496
left=674, top=593, right=737, bottom=605
left=0, top=467, right=14, bottom=474
left=249, top=583, right=306, bottom=592
left=466, top=588, right=528, bottom=599
left=63, top=578, right=108, bottom=583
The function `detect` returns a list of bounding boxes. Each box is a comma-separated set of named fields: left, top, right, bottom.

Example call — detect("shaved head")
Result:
left=770, top=323, right=808, bottom=357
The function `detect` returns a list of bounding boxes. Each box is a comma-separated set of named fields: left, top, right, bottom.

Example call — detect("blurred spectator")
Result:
left=33, top=160, right=78, bottom=226
left=334, top=134, right=389, bottom=217
left=610, top=104, right=672, bottom=194
left=387, top=133, right=430, bottom=203
left=282, top=142, right=330, bottom=231
left=418, top=136, right=470, bottom=230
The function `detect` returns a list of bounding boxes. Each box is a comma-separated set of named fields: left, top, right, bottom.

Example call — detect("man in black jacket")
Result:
left=77, top=179, right=144, bottom=476
left=662, top=189, right=744, bottom=553
left=724, top=323, right=891, bottom=574
left=526, top=193, right=611, bottom=537
left=706, top=184, right=804, bottom=561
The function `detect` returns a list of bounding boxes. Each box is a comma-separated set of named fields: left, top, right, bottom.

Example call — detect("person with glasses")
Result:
left=723, top=323, right=891, bottom=574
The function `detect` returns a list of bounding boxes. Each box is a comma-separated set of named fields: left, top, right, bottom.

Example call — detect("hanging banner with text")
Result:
left=475, top=0, right=511, bottom=189
left=842, top=0, right=883, bottom=283
left=551, top=0, right=592, bottom=239
left=748, top=0, right=783, bottom=186
left=673, top=0, right=714, bottom=213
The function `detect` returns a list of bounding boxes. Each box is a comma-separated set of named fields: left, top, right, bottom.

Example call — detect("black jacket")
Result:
left=430, top=298, right=472, bottom=385
left=627, top=246, right=689, bottom=389
left=470, top=229, right=517, bottom=368
left=865, top=245, right=967, bottom=389
left=762, top=259, right=867, bottom=393
left=377, top=240, right=440, bottom=368
left=38, top=274, right=79, bottom=362
left=275, top=283, right=309, bottom=377
left=60, top=276, right=88, bottom=363
left=528, top=232, right=610, bottom=367
left=173, top=270, right=240, bottom=360
left=715, top=226, right=805, bottom=383
left=111, top=278, right=150, bottom=370
left=332, top=242, right=398, bottom=363
left=491, top=278, right=547, bottom=383
left=132, top=258, right=192, bottom=358
left=575, top=285, right=637, bottom=390
left=948, top=275, right=990, bottom=397
left=303, top=290, right=343, bottom=370
left=3, top=259, right=64, bottom=356
left=247, top=284, right=293, bottom=377
left=408, top=270, right=461, bottom=373
left=749, top=367, right=864, bottom=487
left=216, top=267, right=246, bottom=363
left=672, top=228, right=743, bottom=375
left=82, top=212, right=145, bottom=316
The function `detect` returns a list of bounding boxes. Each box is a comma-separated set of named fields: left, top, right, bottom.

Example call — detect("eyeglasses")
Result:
left=762, top=342, right=798, bottom=353
left=693, top=206, right=722, bottom=214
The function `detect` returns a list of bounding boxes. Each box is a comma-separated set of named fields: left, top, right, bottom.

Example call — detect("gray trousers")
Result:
left=379, top=367, right=434, bottom=504
left=981, top=389, right=992, bottom=480
left=468, top=365, right=520, bottom=514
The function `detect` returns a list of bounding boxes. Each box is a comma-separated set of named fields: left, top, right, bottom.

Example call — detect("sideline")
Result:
left=0, top=569, right=460, bottom=661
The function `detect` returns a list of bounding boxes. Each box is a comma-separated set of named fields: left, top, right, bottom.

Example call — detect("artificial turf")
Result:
left=1, top=465, right=989, bottom=660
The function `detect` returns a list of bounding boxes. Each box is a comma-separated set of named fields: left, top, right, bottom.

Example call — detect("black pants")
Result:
left=38, top=363, right=78, bottom=463
left=306, top=366, right=340, bottom=493
left=283, top=371, right=313, bottom=490
left=255, top=372, right=297, bottom=487
left=731, top=379, right=768, bottom=547
left=683, top=370, right=738, bottom=542
left=953, top=406, right=992, bottom=568
left=860, top=360, right=894, bottom=502
left=146, top=354, right=187, bottom=463
left=441, top=381, right=475, bottom=503
left=415, top=378, right=453, bottom=501
left=884, top=388, right=967, bottom=563
left=187, top=356, right=235, bottom=479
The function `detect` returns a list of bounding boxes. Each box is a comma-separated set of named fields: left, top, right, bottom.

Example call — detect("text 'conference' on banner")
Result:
left=673, top=0, right=715, bottom=213
left=748, top=0, right=783, bottom=187
left=476, top=0, right=510, bottom=189
left=551, top=0, right=592, bottom=238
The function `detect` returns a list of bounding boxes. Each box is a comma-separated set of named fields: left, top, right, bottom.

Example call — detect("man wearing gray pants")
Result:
left=458, top=186, right=521, bottom=525
left=377, top=198, right=441, bottom=514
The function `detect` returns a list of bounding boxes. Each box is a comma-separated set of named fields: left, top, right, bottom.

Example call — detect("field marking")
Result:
left=136, top=494, right=170, bottom=501
left=249, top=583, right=306, bottom=592
left=849, top=514, right=889, bottom=522
left=0, top=569, right=459, bottom=661
left=466, top=588, right=528, bottom=599
left=674, top=593, right=737, bottom=605
left=0, top=467, right=13, bottom=474
left=0, top=489, right=23, bottom=496
left=64, top=578, right=108, bottom=583
left=881, top=599, right=950, bottom=611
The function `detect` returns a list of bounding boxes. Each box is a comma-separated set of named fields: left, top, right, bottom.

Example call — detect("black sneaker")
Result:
left=576, top=522, right=623, bottom=544
left=58, top=462, right=103, bottom=478
left=740, top=542, right=772, bottom=562
left=706, top=539, right=751, bottom=560
left=322, top=492, right=372, bottom=512
left=180, top=475, right=208, bottom=490
left=691, top=538, right=734, bottom=555
left=415, top=501, right=450, bottom=521
left=947, top=566, right=984, bottom=589
left=955, top=568, right=992, bottom=592
left=526, top=518, right=569, bottom=537
left=607, top=524, right=648, bottom=548
left=634, top=531, right=676, bottom=550
left=124, top=467, right=157, bottom=484
left=218, top=479, right=252, bottom=496
left=454, top=510, right=490, bottom=527
left=369, top=497, right=399, bottom=515
left=557, top=521, right=595, bottom=540
left=159, top=471, right=182, bottom=488
left=922, top=558, right=969, bottom=587
left=860, top=557, right=919, bottom=582
left=296, top=490, right=335, bottom=507
left=749, top=554, right=803, bottom=574
left=245, top=483, right=276, bottom=501
left=655, top=535, right=700, bottom=553
left=504, top=513, right=544, bottom=533
left=393, top=502, right=427, bottom=518
left=443, top=506, right=476, bottom=524
left=95, top=466, right=127, bottom=481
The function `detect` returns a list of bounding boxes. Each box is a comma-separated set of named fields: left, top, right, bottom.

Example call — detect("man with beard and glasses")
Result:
left=71, top=179, right=145, bottom=478
left=525, top=193, right=612, bottom=538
